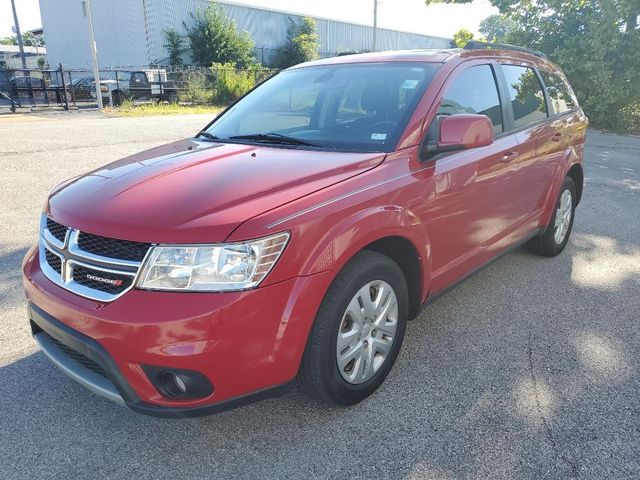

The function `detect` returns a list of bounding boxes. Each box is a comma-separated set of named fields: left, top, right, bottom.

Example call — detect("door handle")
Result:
left=551, top=132, right=563, bottom=142
left=500, top=151, right=518, bottom=163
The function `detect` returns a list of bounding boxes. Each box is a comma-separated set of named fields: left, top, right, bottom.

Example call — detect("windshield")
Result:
left=203, top=62, right=441, bottom=152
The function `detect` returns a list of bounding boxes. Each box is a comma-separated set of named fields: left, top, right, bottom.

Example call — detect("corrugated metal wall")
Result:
left=39, top=0, right=452, bottom=68
left=40, top=0, right=150, bottom=68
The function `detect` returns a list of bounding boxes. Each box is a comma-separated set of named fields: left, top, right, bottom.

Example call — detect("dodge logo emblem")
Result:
left=86, top=273, right=123, bottom=287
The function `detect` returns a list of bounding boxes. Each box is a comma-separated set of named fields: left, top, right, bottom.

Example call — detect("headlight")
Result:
left=137, top=232, right=289, bottom=292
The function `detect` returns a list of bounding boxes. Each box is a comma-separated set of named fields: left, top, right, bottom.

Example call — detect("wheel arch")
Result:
left=540, top=149, right=583, bottom=226
left=567, top=163, right=584, bottom=205
left=297, top=206, right=432, bottom=320
left=363, top=236, right=423, bottom=320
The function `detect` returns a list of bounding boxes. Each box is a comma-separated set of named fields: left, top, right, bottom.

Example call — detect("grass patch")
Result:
left=105, top=101, right=223, bottom=117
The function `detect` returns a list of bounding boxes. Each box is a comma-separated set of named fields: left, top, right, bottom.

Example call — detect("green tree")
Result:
left=425, top=0, right=640, bottom=133
left=163, top=29, right=186, bottom=66
left=184, top=2, right=255, bottom=68
left=273, top=17, right=320, bottom=68
left=0, top=32, right=44, bottom=47
left=452, top=28, right=474, bottom=47
left=478, top=14, right=516, bottom=42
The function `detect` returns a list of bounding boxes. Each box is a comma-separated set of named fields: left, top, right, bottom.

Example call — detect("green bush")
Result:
left=184, top=2, right=255, bottom=68
left=272, top=17, right=319, bottom=68
left=178, top=70, right=216, bottom=104
left=620, top=104, right=640, bottom=135
left=452, top=28, right=475, bottom=48
left=163, top=29, right=187, bottom=66
left=213, top=63, right=274, bottom=103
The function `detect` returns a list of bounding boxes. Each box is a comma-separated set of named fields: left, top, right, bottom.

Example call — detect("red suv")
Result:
left=23, top=44, right=587, bottom=416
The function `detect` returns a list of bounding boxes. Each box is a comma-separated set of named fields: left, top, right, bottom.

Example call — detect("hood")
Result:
left=47, top=139, right=384, bottom=243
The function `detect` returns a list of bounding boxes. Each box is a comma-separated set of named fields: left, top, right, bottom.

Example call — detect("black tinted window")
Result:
left=438, top=65, right=503, bottom=134
left=502, top=65, right=547, bottom=128
left=540, top=71, right=576, bottom=114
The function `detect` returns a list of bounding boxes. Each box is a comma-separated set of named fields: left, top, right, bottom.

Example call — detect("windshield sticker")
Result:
left=401, top=79, right=419, bottom=89
left=371, top=133, right=387, bottom=140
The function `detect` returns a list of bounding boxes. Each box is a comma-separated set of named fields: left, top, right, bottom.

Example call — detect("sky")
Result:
left=0, top=0, right=497, bottom=39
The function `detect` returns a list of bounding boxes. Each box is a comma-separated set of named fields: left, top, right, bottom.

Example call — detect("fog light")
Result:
left=142, top=365, right=214, bottom=400
left=161, top=371, right=188, bottom=398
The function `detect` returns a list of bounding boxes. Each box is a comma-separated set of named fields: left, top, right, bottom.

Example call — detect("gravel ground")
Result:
left=0, top=111, right=639, bottom=479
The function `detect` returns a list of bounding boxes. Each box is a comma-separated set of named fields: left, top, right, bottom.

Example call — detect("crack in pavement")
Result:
left=527, top=329, right=580, bottom=479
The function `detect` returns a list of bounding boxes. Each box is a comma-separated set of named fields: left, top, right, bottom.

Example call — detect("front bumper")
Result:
left=23, top=245, right=331, bottom=417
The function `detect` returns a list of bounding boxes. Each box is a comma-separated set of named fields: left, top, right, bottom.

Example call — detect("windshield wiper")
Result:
left=228, top=133, right=328, bottom=148
left=197, top=131, right=220, bottom=141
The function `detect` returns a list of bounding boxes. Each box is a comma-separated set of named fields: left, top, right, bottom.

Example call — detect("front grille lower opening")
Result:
left=48, top=335, right=109, bottom=379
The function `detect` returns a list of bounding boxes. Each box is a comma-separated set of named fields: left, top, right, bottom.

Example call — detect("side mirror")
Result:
left=421, top=114, right=494, bottom=160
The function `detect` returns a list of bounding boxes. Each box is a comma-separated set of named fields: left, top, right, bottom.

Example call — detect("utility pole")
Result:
left=83, top=0, right=103, bottom=109
left=10, top=0, right=27, bottom=69
left=372, top=0, right=378, bottom=52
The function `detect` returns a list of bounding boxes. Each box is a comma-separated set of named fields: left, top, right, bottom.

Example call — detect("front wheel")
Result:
left=298, top=250, right=408, bottom=406
left=529, top=176, right=577, bottom=257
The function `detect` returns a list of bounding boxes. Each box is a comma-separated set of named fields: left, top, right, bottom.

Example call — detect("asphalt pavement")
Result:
left=0, top=111, right=638, bottom=479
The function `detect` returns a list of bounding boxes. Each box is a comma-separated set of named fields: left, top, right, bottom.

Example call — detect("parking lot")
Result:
left=1, top=111, right=638, bottom=479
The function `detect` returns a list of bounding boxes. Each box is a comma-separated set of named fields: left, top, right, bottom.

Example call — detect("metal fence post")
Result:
left=41, top=72, right=48, bottom=105
left=68, top=70, right=76, bottom=106
left=25, top=69, right=35, bottom=106
left=59, top=63, right=69, bottom=110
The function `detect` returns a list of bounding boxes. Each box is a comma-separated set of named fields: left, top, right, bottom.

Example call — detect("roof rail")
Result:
left=463, top=40, right=548, bottom=60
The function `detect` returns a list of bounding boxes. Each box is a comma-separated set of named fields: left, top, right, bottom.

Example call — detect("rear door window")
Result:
left=438, top=65, right=503, bottom=134
left=501, top=65, right=548, bottom=128
left=540, top=71, right=576, bottom=114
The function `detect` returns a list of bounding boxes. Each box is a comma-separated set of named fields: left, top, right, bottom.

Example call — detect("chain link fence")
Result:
left=0, top=65, right=70, bottom=112
left=0, top=64, right=279, bottom=112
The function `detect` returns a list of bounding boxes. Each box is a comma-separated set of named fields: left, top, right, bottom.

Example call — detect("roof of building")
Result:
left=0, top=45, right=47, bottom=55
left=219, top=0, right=451, bottom=42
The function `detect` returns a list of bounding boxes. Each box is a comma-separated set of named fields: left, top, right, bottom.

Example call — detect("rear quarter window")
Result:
left=540, top=71, right=576, bottom=114
left=502, top=65, right=548, bottom=128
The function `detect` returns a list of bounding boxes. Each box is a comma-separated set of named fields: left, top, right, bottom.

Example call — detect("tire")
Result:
left=529, top=176, right=577, bottom=257
left=298, top=250, right=408, bottom=406
left=111, top=90, right=123, bottom=107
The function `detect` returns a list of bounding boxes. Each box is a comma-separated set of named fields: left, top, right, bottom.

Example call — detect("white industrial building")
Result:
left=39, top=0, right=452, bottom=68
left=0, top=45, right=47, bottom=69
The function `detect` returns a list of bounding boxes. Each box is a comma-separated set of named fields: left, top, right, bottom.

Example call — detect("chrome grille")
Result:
left=39, top=214, right=152, bottom=302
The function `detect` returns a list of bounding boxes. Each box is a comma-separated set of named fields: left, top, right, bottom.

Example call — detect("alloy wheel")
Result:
left=554, top=189, right=573, bottom=244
